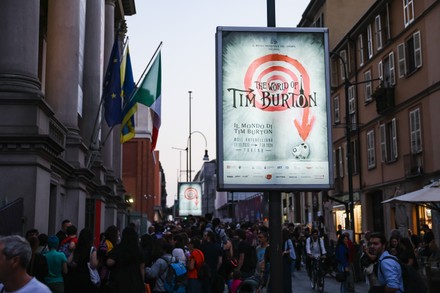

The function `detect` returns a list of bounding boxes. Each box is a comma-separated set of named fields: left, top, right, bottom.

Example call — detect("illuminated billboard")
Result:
left=178, top=182, right=203, bottom=216
left=216, top=27, right=333, bottom=191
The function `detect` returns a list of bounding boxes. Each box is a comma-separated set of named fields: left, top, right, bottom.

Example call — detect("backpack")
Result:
left=161, top=257, right=187, bottom=293
left=379, top=255, right=427, bottom=293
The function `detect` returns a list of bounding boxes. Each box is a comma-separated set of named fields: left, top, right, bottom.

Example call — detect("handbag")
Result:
left=88, top=247, right=100, bottom=286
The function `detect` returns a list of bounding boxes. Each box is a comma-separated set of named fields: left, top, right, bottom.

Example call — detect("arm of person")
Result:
left=145, top=258, right=165, bottom=279
left=89, top=249, right=99, bottom=269
left=237, top=252, right=245, bottom=270
left=62, top=262, right=68, bottom=274
left=139, top=262, right=145, bottom=282
left=217, top=255, right=223, bottom=271
left=187, top=257, right=195, bottom=271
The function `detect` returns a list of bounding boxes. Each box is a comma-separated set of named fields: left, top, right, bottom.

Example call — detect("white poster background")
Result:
left=217, top=28, right=332, bottom=190
left=178, top=182, right=203, bottom=216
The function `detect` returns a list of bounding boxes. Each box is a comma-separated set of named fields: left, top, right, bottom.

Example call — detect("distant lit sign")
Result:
left=216, top=27, right=333, bottom=191
left=178, top=182, right=203, bottom=216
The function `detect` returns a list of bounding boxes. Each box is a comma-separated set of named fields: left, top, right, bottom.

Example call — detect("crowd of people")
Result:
left=0, top=216, right=437, bottom=293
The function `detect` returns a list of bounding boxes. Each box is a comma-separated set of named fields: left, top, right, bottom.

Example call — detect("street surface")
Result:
left=290, top=269, right=369, bottom=293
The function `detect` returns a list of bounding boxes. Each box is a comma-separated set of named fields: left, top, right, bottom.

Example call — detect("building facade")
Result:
left=0, top=0, right=162, bottom=239
left=298, top=0, right=440, bottom=242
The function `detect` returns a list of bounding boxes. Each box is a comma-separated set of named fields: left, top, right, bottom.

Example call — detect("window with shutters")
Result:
left=348, top=85, right=356, bottom=114
left=375, top=15, right=383, bottom=50
left=380, top=118, right=398, bottom=163
left=409, top=108, right=422, bottom=154
left=397, top=31, right=422, bottom=77
left=334, top=95, right=340, bottom=124
left=403, top=0, right=414, bottom=27
left=364, top=70, right=373, bottom=102
left=339, top=50, right=347, bottom=81
left=358, top=35, right=364, bottom=66
left=367, top=130, right=376, bottom=169
left=367, top=25, right=373, bottom=58
left=378, top=52, right=395, bottom=87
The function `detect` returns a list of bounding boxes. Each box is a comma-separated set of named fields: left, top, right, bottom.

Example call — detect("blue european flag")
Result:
left=103, top=40, right=122, bottom=127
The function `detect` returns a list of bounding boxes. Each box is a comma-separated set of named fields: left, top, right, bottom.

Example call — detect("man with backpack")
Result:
left=369, top=232, right=403, bottom=293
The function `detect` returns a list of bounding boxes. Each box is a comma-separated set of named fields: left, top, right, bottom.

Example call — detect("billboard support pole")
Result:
left=266, top=1, right=283, bottom=292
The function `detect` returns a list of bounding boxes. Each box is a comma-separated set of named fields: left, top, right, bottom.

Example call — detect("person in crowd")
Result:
left=388, top=235, right=400, bottom=256
left=407, top=229, right=421, bottom=249
left=228, top=269, right=242, bottom=293
left=212, top=218, right=228, bottom=246
left=98, top=225, right=119, bottom=291
left=292, top=225, right=303, bottom=271
left=360, top=231, right=379, bottom=288
left=336, top=224, right=343, bottom=239
left=106, top=226, right=145, bottom=293
left=335, top=233, right=350, bottom=293
left=186, top=236, right=205, bottom=293
left=66, top=228, right=99, bottom=293
left=397, top=237, right=418, bottom=269
left=306, top=229, right=327, bottom=277
left=58, top=225, right=78, bottom=258
left=145, top=241, right=173, bottom=293
left=344, top=232, right=356, bottom=292
left=172, top=233, right=188, bottom=264
left=235, top=228, right=257, bottom=280
left=255, top=230, right=269, bottom=282
left=369, top=232, right=404, bottom=293
left=200, top=230, right=223, bottom=292
left=27, top=236, right=49, bottom=284
left=148, top=225, right=158, bottom=241
left=37, top=234, right=49, bottom=255
left=25, top=229, right=40, bottom=241
left=282, top=228, right=295, bottom=293
left=0, top=235, right=51, bottom=293
left=44, top=235, right=68, bottom=293
left=56, top=220, right=72, bottom=244
left=421, top=224, right=435, bottom=258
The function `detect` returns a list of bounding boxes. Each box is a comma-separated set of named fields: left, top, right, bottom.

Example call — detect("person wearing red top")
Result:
left=344, top=232, right=356, bottom=292
left=187, top=236, right=204, bottom=293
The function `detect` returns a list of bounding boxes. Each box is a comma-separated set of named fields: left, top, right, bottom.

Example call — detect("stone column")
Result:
left=0, top=0, right=40, bottom=92
left=0, top=0, right=56, bottom=233
left=81, top=0, right=104, bottom=151
left=101, top=0, right=116, bottom=170
left=45, top=0, right=81, bottom=131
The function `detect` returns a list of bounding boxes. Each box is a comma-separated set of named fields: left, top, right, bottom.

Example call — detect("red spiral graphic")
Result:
left=244, top=54, right=310, bottom=112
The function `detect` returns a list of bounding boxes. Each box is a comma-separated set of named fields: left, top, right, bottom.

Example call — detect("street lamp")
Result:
left=186, top=130, right=209, bottom=182
left=330, top=51, right=355, bottom=232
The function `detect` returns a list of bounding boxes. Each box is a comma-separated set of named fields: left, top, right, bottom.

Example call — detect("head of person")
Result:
left=203, top=230, right=216, bottom=243
left=257, top=231, right=269, bottom=244
left=105, top=225, right=120, bottom=245
left=0, top=235, right=32, bottom=283
left=389, top=235, right=400, bottom=249
left=337, top=233, right=349, bottom=246
left=66, top=225, right=77, bottom=237
left=47, top=235, right=60, bottom=250
left=311, top=229, right=319, bottom=240
left=61, top=219, right=72, bottom=232
left=188, top=235, right=202, bottom=250
left=25, top=228, right=39, bottom=241
left=369, top=232, right=388, bottom=257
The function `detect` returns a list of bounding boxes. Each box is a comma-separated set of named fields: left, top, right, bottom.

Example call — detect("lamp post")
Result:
left=186, top=131, right=209, bottom=181
left=330, top=51, right=355, bottom=232
left=188, top=91, right=192, bottom=182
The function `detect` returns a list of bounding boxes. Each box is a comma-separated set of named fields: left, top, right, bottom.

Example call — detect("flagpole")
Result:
left=86, top=37, right=128, bottom=168
left=100, top=41, right=163, bottom=153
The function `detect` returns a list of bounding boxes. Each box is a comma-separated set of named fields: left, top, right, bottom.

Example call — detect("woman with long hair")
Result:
left=66, top=228, right=99, bottom=293
left=106, top=226, right=145, bottom=293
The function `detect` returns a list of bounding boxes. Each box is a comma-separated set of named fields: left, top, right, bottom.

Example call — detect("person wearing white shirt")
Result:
left=305, top=229, right=327, bottom=277
left=0, top=235, right=51, bottom=293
